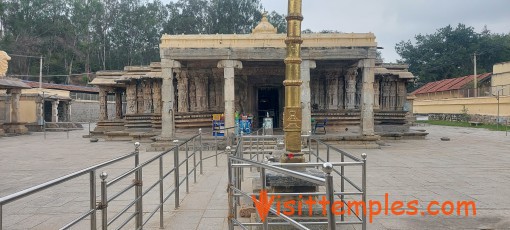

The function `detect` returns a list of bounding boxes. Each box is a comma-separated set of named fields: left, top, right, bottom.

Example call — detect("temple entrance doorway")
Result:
left=257, top=87, right=279, bottom=128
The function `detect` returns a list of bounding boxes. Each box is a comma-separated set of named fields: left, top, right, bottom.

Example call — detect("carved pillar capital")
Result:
left=217, top=60, right=243, bottom=70
left=161, top=59, right=181, bottom=69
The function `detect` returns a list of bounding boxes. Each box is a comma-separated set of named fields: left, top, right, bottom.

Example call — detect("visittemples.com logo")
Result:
left=252, top=190, right=477, bottom=223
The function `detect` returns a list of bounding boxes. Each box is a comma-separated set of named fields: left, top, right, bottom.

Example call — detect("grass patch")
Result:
left=416, top=120, right=509, bottom=131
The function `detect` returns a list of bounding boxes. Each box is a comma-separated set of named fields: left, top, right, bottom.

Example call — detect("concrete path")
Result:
left=1, top=124, right=510, bottom=229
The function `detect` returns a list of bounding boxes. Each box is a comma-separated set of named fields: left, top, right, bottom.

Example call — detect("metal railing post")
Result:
left=323, top=163, right=335, bottom=230
left=90, top=171, right=97, bottom=230
left=341, top=152, right=345, bottom=222
left=226, top=146, right=234, bottom=230
left=261, top=167, right=268, bottom=230
left=249, top=137, right=253, bottom=171
left=308, top=131, right=312, bottom=162
left=199, top=129, right=203, bottom=175
left=134, top=142, right=143, bottom=229
left=100, top=172, right=108, bottom=230
left=159, top=157, right=164, bottom=229
left=256, top=136, right=260, bottom=162
left=185, top=142, right=189, bottom=194
left=215, top=130, right=218, bottom=167
left=327, top=145, right=330, bottom=162
left=239, top=135, right=244, bottom=185
left=174, top=146, right=180, bottom=209
left=316, top=141, right=320, bottom=163
left=362, top=153, right=367, bottom=230
left=1, top=204, right=3, bottom=230
left=193, top=138, right=197, bottom=183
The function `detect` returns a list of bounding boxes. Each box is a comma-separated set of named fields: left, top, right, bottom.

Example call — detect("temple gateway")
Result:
left=91, top=16, right=416, bottom=144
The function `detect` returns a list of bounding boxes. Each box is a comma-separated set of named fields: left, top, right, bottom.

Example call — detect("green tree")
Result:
left=163, top=0, right=286, bottom=35
left=396, top=24, right=510, bottom=86
left=1, top=0, right=286, bottom=83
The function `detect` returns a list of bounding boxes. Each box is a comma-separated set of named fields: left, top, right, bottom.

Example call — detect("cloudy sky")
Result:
left=165, top=0, right=510, bottom=62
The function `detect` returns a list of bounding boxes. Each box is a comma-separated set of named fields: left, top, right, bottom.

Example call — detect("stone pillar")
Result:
left=153, top=80, right=162, bottom=114
left=126, top=83, right=137, bottom=115
left=99, top=88, right=108, bottom=121
left=381, top=78, right=391, bottom=110
left=66, top=101, right=72, bottom=122
left=374, top=77, right=380, bottom=110
left=136, top=81, right=144, bottom=114
left=4, top=95, right=11, bottom=123
left=143, top=80, right=153, bottom=114
left=390, top=79, right=397, bottom=110
left=337, top=75, right=345, bottom=109
left=160, top=59, right=181, bottom=139
left=176, top=71, right=189, bottom=113
left=195, top=72, right=209, bottom=112
left=396, top=80, right=407, bottom=111
left=213, top=70, right=225, bottom=111
left=326, top=71, right=339, bottom=110
left=36, top=96, right=43, bottom=125
left=188, top=73, right=197, bottom=111
left=51, top=100, right=60, bottom=122
left=208, top=74, right=216, bottom=110
left=360, top=59, right=375, bottom=136
left=115, top=89, right=123, bottom=119
left=345, top=68, right=357, bottom=110
left=301, top=60, right=316, bottom=134
left=10, top=89, right=21, bottom=123
left=356, top=76, right=362, bottom=109
left=218, top=60, right=242, bottom=129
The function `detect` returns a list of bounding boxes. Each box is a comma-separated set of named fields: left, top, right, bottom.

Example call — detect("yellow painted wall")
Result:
left=494, top=62, right=510, bottom=75
left=414, top=96, right=510, bottom=116
left=492, top=62, right=510, bottom=96
left=19, top=100, right=37, bottom=123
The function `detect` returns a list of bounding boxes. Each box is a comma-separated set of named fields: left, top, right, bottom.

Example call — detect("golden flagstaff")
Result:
left=284, top=0, right=303, bottom=154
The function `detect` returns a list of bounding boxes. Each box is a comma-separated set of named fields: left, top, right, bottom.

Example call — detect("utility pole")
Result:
left=473, top=53, right=477, bottom=97
left=39, top=56, right=43, bottom=88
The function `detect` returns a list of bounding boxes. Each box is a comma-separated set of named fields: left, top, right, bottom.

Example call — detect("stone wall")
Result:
left=71, top=100, right=116, bottom=122
left=418, top=113, right=510, bottom=124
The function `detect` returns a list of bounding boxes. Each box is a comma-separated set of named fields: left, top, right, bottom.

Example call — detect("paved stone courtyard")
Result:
left=0, top=124, right=509, bottom=229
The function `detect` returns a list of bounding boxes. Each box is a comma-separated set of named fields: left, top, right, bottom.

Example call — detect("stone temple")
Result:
left=90, top=15, right=416, bottom=145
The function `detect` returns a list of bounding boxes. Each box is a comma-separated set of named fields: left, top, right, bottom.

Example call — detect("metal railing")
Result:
left=43, top=121, right=83, bottom=139
left=308, top=137, right=368, bottom=229
left=226, top=133, right=367, bottom=230
left=0, top=128, right=227, bottom=230
left=213, top=126, right=236, bottom=167
left=0, top=152, right=139, bottom=230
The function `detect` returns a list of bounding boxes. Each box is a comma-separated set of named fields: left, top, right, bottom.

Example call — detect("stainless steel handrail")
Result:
left=0, top=152, right=137, bottom=205
left=227, top=132, right=367, bottom=230
left=0, top=128, right=224, bottom=230
left=230, top=156, right=325, bottom=186
left=0, top=151, right=138, bottom=230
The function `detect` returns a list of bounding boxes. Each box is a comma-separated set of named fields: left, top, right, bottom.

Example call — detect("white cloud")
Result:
left=164, top=0, right=510, bottom=62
